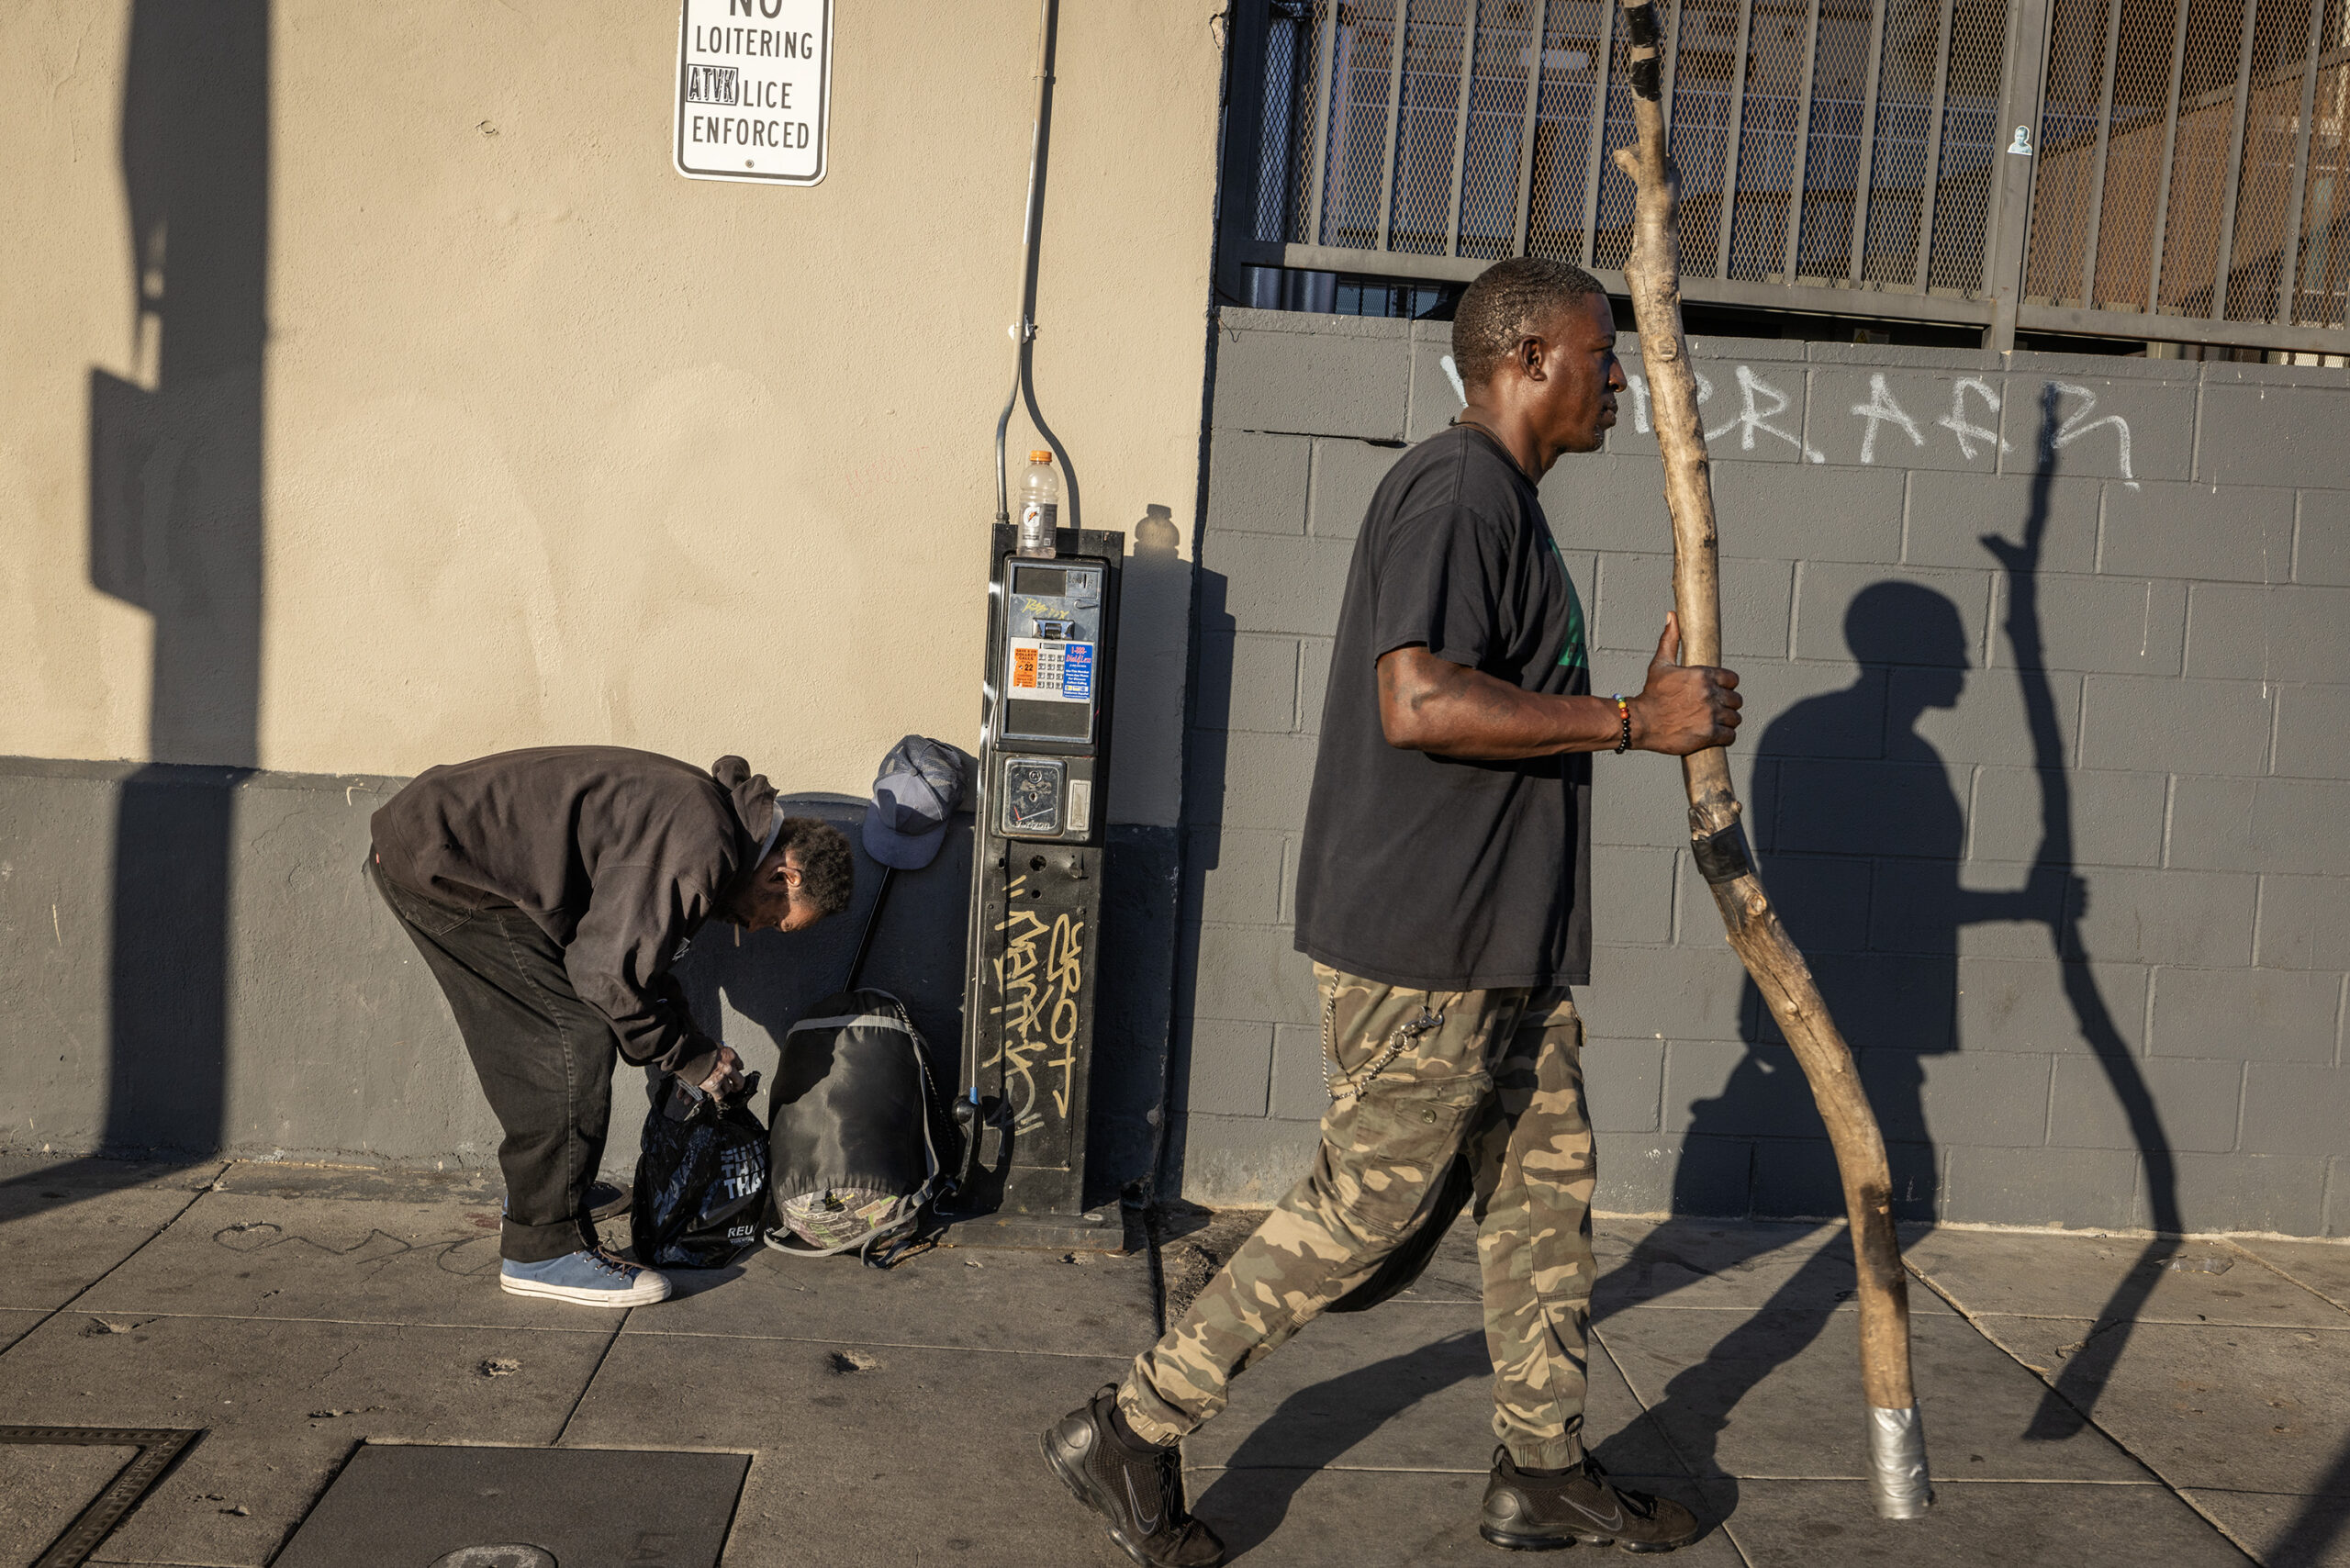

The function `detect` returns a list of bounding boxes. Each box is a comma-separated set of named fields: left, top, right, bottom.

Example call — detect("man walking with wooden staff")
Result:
left=1608, top=0, right=1930, bottom=1522
left=1041, top=256, right=1739, bottom=1564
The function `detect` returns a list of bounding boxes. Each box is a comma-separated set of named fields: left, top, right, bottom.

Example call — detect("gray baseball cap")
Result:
left=862, top=735, right=974, bottom=870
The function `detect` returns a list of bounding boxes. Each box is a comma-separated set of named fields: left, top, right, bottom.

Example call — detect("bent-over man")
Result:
left=369, top=746, right=852, bottom=1307
left=1042, top=257, right=1742, bottom=1562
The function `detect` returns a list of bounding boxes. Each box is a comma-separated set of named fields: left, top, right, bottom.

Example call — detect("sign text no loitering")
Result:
left=674, top=0, right=833, bottom=185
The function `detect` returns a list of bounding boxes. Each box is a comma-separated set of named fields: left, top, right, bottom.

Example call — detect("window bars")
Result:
left=1231, top=0, right=2350, bottom=352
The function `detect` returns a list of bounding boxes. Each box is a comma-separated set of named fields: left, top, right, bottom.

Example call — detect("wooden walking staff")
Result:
left=1608, top=2, right=1931, bottom=1519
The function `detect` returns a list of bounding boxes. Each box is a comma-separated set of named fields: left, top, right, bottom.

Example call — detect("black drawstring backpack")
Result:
left=763, top=988, right=960, bottom=1266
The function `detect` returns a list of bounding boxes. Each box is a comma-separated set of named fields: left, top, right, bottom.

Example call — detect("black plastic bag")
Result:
left=630, top=1072, right=770, bottom=1269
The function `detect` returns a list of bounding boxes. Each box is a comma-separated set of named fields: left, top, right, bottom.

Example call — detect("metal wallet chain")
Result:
left=1323, top=994, right=1448, bottom=1104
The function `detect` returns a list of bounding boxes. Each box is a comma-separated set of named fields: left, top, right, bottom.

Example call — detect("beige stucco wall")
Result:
left=0, top=0, right=1221, bottom=825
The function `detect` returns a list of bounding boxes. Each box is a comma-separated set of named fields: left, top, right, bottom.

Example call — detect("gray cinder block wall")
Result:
left=1169, top=306, right=2350, bottom=1238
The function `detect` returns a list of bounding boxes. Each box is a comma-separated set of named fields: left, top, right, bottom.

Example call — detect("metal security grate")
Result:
left=1669, top=0, right=1747, bottom=275
left=2022, top=0, right=2115, bottom=304
left=1258, top=2, right=1314, bottom=243
left=2292, top=0, right=2348, bottom=324
left=1792, top=0, right=1888, bottom=282
left=2020, top=0, right=2350, bottom=330
left=2095, top=0, right=2188, bottom=308
left=1860, top=0, right=1955, bottom=284
left=1726, top=0, right=1818, bottom=278
left=1527, top=1, right=1612, bottom=263
left=1232, top=0, right=2350, bottom=352
left=1389, top=0, right=1473, bottom=253
left=1924, top=0, right=2009, bottom=292
left=1459, top=2, right=1544, bottom=256
left=1316, top=3, right=1404, bottom=248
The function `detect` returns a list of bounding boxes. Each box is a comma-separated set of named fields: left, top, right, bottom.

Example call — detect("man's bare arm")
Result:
left=1378, top=612, right=1740, bottom=760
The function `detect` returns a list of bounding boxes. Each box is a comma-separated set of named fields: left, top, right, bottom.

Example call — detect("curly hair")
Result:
left=1450, top=256, right=1606, bottom=393
left=777, top=816, right=855, bottom=917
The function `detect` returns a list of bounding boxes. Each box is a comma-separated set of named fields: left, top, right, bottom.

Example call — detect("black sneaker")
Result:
left=1481, top=1449, right=1701, bottom=1552
left=587, top=1181, right=632, bottom=1221
left=1041, top=1385, right=1226, bottom=1568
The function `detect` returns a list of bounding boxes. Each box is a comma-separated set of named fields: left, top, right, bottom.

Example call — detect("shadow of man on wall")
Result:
left=84, top=0, right=270, bottom=1160
left=1597, top=580, right=2063, bottom=1495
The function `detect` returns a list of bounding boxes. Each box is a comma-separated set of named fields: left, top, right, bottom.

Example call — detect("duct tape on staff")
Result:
left=674, top=0, right=834, bottom=185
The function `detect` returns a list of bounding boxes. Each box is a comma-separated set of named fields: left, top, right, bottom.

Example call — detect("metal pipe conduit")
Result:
left=994, top=0, right=1080, bottom=532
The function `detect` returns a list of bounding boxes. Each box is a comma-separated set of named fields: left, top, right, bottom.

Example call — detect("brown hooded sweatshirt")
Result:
left=370, top=746, right=779, bottom=1086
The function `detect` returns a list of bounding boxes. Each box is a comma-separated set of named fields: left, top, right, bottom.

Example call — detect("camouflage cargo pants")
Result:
left=1119, top=963, right=1597, bottom=1469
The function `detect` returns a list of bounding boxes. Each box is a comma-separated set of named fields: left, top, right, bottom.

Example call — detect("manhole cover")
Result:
left=274, top=1444, right=746, bottom=1568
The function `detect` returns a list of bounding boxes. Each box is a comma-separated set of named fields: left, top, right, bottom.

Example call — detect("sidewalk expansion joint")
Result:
left=3, top=1173, right=226, bottom=1363
left=616, top=1328, right=1136, bottom=1361
left=41, top=1309, right=613, bottom=1335
left=1904, top=1260, right=2266, bottom=1565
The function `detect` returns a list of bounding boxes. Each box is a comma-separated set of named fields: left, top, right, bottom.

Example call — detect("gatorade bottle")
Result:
left=1017, top=449, right=1059, bottom=558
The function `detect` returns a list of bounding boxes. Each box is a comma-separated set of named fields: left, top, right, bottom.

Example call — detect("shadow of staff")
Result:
left=1984, top=384, right=2186, bottom=1443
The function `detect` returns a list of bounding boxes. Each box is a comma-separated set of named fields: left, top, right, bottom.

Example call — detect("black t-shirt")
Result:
left=1292, top=423, right=1593, bottom=991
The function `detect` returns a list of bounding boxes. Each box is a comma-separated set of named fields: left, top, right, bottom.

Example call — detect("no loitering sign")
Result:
left=674, top=0, right=833, bottom=185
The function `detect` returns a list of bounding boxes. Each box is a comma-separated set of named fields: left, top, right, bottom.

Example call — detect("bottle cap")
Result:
left=1028, top=450, right=1053, bottom=463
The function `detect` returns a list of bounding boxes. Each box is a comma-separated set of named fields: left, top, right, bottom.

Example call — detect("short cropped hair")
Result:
left=1451, top=256, right=1606, bottom=391
left=777, top=816, right=855, bottom=917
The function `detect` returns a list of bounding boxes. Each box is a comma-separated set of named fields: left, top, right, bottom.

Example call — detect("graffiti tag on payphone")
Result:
left=989, top=875, right=1086, bottom=1135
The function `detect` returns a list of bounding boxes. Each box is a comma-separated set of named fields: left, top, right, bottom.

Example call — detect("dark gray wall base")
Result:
left=0, top=758, right=1179, bottom=1203
left=0, top=757, right=491, bottom=1166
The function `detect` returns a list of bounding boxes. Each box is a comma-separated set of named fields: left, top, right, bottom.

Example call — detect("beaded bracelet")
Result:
left=1611, top=695, right=1632, bottom=755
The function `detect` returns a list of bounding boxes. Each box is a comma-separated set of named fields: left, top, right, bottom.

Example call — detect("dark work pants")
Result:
left=368, top=856, right=613, bottom=1263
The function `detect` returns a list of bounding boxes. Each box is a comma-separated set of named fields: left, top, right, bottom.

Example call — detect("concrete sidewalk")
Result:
left=2, top=1157, right=2344, bottom=1567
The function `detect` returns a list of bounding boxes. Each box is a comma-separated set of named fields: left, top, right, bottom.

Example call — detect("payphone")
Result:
left=953, top=522, right=1125, bottom=1249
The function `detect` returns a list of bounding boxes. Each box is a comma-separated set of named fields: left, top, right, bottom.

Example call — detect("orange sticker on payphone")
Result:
left=1012, top=647, right=1039, bottom=689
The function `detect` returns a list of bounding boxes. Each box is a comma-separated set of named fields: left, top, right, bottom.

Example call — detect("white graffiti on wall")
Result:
left=1716, top=365, right=1827, bottom=462
left=2046, top=382, right=2141, bottom=489
left=1851, top=373, right=1924, bottom=465
left=1937, top=377, right=2009, bottom=461
left=1439, top=353, right=2138, bottom=486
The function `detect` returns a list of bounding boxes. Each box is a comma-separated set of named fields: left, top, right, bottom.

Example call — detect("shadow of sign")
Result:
left=86, top=0, right=272, bottom=1159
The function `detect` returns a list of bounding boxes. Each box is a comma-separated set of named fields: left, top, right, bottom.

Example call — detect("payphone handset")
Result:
left=990, top=554, right=1111, bottom=844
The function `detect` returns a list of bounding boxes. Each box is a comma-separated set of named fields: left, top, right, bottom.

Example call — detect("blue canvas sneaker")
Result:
left=499, top=1247, right=671, bottom=1306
